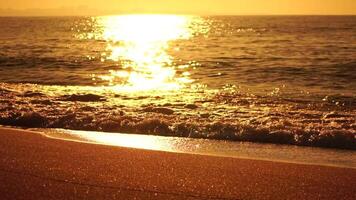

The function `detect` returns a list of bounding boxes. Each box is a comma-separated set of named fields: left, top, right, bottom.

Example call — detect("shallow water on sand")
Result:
left=38, top=128, right=356, bottom=169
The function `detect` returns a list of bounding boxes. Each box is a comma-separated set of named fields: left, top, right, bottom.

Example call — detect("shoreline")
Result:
left=36, top=127, right=356, bottom=169
left=0, top=127, right=355, bottom=199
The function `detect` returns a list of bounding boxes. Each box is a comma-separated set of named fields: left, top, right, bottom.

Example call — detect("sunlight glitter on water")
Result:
left=1, top=16, right=355, bottom=150
left=83, top=15, right=209, bottom=91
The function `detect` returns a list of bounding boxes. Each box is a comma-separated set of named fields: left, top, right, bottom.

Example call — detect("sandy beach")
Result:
left=0, top=127, right=355, bottom=200
left=1, top=2, right=356, bottom=200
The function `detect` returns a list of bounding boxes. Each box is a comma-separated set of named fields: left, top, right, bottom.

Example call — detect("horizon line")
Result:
left=0, top=13, right=356, bottom=17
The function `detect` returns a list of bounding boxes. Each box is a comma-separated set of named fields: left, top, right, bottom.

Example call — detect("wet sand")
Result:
left=0, top=127, right=355, bottom=200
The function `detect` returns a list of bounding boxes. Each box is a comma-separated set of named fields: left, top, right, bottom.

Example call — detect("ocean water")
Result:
left=0, top=15, right=355, bottom=149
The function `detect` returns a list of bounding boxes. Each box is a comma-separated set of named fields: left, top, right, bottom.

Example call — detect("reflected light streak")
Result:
left=90, top=15, right=206, bottom=91
left=67, top=130, right=175, bottom=151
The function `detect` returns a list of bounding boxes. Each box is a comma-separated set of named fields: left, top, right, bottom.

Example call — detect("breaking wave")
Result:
left=0, top=83, right=355, bottom=150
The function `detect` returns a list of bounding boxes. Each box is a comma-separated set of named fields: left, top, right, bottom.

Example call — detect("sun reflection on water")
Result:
left=83, top=15, right=209, bottom=92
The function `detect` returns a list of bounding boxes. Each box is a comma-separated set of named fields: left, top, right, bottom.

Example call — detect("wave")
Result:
left=0, top=111, right=354, bottom=150
left=0, top=83, right=355, bottom=150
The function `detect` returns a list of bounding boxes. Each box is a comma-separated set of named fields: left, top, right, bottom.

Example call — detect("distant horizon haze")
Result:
left=0, top=0, right=356, bottom=16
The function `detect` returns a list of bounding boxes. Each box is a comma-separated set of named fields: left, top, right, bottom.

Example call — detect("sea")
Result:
left=0, top=16, right=355, bottom=160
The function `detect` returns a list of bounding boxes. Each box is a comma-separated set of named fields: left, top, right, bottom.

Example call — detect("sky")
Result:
left=0, top=0, right=355, bottom=16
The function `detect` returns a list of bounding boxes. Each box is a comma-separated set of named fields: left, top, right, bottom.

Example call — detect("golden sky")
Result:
left=0, top=0, right=355, bottom=15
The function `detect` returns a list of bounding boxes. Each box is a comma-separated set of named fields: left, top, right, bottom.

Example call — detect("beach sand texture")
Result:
left=0, top=127, right=355, bottom=200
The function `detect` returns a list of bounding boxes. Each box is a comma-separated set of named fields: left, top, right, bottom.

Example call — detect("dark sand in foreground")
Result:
left=0, top=127, right=355, bottom=200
